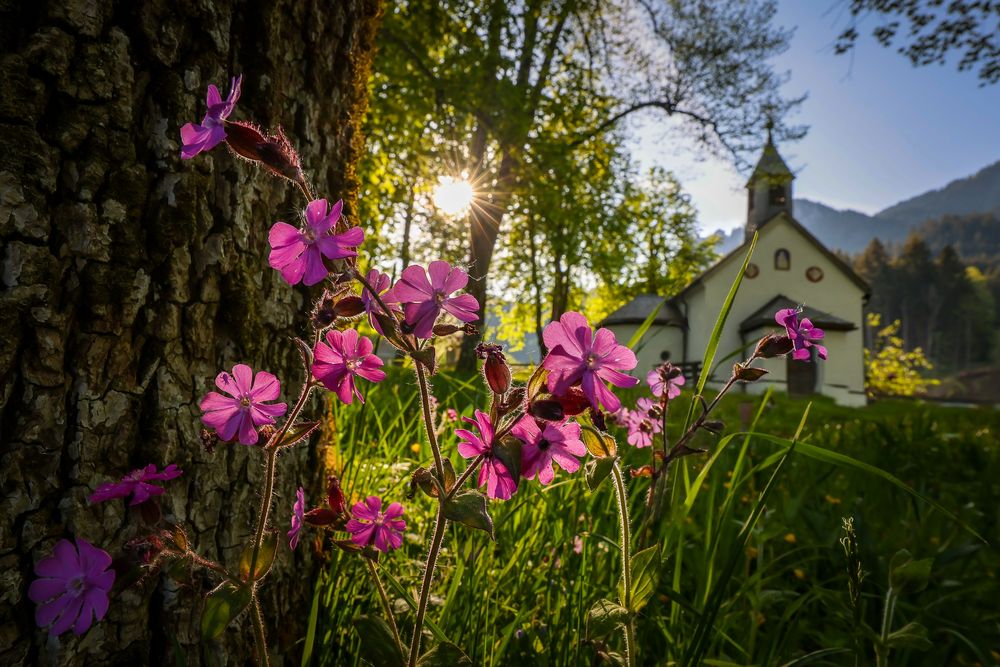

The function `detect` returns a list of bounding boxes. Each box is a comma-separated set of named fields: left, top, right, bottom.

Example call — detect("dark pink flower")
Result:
left=345, top=496, right=406, bottom=553
left=199, top=364, right=287, bottom=445
left=360, top=269, right=401, bottom=335
left=647, top=363, right=685, bottom=400
left=180, top=75, right=242, bottom=159
left=312, top=329, right=386, bottom=404
left=392, top=261, right=479, bottom=338
left=288, top=487, right=305, bottom=550
left=510, top=415, right=586, bottom=485
left=89, top=464, right=183, bottom=506
left=542, top=311, right=638, bottom=413
left=28, top=538, right=115, bottom=636
left=268, top=199, right=364, bottom=286
left=455, top=410, right=517, bottom=500
left=625, top=398, right=662, bottom=448
left=775, top=308, right=827, bottom=361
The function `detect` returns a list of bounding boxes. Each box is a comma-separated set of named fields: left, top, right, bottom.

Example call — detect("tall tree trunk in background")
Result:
left=0, top=1, right=380, bottom=665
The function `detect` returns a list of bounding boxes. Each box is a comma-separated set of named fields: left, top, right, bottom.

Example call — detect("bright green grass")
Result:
left=305, top=368, right=1000, bottom=666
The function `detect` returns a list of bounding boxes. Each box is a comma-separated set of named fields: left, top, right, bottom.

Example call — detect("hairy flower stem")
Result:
left=408, top=362, right=448, bottom=665
left=242, top=369, right=315, bottom=665
left=366, top=559, right=402, bottom=650
left=409, top=505, right=447, bottom=667
left=447, top=454, right=485, bottom=500
left=876, top=587, right=897, bottom=667
left=250, top=596, right=271, bottom=667
left=415, top=363, right=444, bottom=478
left=611, top=461, right=637, bottom=667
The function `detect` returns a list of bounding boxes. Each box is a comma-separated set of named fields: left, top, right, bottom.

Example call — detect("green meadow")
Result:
left=304, top=369, right=1000, bottom=666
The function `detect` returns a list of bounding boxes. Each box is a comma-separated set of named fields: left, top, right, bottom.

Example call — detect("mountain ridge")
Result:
left=709, top=158, right=1000, bottom=256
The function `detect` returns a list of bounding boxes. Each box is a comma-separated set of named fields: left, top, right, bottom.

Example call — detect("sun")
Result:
left=432, top=176, right=474, bottom=217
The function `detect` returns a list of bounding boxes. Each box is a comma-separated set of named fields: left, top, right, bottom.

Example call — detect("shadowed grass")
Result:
left=304, top=368, right=1000, bottom=666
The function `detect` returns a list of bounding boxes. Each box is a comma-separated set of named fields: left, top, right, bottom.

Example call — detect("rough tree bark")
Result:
left=0, top=1, right=380, bottom=664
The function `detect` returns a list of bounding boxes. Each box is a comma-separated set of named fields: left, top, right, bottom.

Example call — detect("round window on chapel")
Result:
left=660, top=350, right=671, bottom=361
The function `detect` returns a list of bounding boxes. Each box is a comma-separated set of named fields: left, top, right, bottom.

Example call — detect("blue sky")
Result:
left=629, top=0, right=1000, bottom=233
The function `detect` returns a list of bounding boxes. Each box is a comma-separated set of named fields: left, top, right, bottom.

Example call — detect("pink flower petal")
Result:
left=249, top=371, right=281, bottom=402
left=231, top=364, right=254, bottom=395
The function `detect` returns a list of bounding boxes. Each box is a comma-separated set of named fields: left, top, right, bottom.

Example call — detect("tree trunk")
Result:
left=0, top=1, right=380, bottom=665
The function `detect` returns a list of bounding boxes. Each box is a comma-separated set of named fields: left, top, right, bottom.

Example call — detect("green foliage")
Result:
left=864, top=313, right=939, bottom=397
left=311, top=368, right=1000, bottom=666
left=855, top=235, right=998, bottom=371
left=354, top=615, right=405, bottom=667
left=200, top=583, right=251, bottom=641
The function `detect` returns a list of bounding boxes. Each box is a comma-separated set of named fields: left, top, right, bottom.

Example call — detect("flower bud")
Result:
left=701, top=420, right=725, bottom=434
left=463, top=323, right=479, bottom=336
left=333, top=295, right=365, bottom=318
left=733, top=363, right=769, bottom=382
left=554, top=387, right=590, bottom=417
left=326, top=475, right=346, bottom=514
left=529, top=399, right=565, bottom=422
left=311, top=289, right=339, bottom=329
left=432, top=324, right=463, bottom=336
left=476, top=343, right=511, bottom=395
left=304, top=507, right=345, bottom=528
left=225, top=121, right=304, bottom=183
left=754, top=333, right=794, bottom=359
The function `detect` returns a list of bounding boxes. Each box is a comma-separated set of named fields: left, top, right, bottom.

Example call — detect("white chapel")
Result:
left=602, top=131, right=869, bottom=406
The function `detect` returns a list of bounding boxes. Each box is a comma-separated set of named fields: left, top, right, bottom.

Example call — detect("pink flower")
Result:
left=361, top=269, right=401, bottom=335
left=89, top=464, right=183, bottom=506
left=180, top=75, right=242, bottom=159
left=312, top=329, right=386, bottom=404
left=625, top=398, right=662, bottom=448
left=647, top=363, right=685, bottom=400
left=199, top=364, right=287, bottom=445
left=445, top=408, right=459, bottom=422
left=573, top=535, right=584, bottom=554
left=542, top=311, right=638, bottom=413
left=28, top=538, right=115, bottom=636
left=268, top=199, right=364, bottom=286
left=392, top=261, right=480, bottom=338
left=455, top=410, right=517, bottom=500
left=775, top=308, right=827, bottom=361
left=345, top=496, right=406, bottom=553
left=511, top=415, right=586, bottom=485
left=288, top=487, right=305, bottom=550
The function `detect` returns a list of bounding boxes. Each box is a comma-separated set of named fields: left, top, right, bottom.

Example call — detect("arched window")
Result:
left=775, top=248, right=790, bottom=271
left=769, top=185, right=787, bottom=205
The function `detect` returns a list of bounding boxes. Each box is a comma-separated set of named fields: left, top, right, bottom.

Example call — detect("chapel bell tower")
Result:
left=746, top=121, right=794, bottom=241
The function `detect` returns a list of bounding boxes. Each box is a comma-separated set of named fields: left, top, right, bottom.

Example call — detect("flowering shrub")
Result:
left=864, top=313, right=938, bottom=397
left=27, top=74, right=818, bottom=666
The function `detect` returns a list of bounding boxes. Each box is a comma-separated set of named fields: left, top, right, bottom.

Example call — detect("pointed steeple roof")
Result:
left=746, top=121, right=794, bottom=188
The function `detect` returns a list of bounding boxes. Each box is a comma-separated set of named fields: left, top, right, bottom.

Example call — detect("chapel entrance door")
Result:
left=786, top=353, right=817, bottom=396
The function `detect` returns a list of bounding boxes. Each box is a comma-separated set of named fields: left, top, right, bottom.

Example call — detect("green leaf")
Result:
left=493, top=436, right=522, bottom=483
left=683, top=232, right=757, bottom=432
left=301, top=586, right=320, bottom=667
left=628, top=546, right=660, bottom=612
left=239, top=533, right=278, bottom=582
left=585, top=456, right=616, bottom=492
left=278, top=420, right=320, bottom=448
left=581, top=425, right=617, bottom=458
left=444, top=490, right=495, bottom=539
left=889, top=550, right=933, bottom=595
left=411, top=347, right=437, bottom=375
left=886, top=621, right=933, bottom=651
left=354, top=615, right=404, bottom=667
left=626, top=297, right=666, bottom=350
left=442, top=458, right=457, bottom=493
left=525, top=365, right=548, bottom=400
left=586, top=598, right=631, bottom=639
left=749, top=433, right=986, bottom=543
left=416, top=641, right=472, bottom=666
left=200, top=582, right=251, bottom=641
